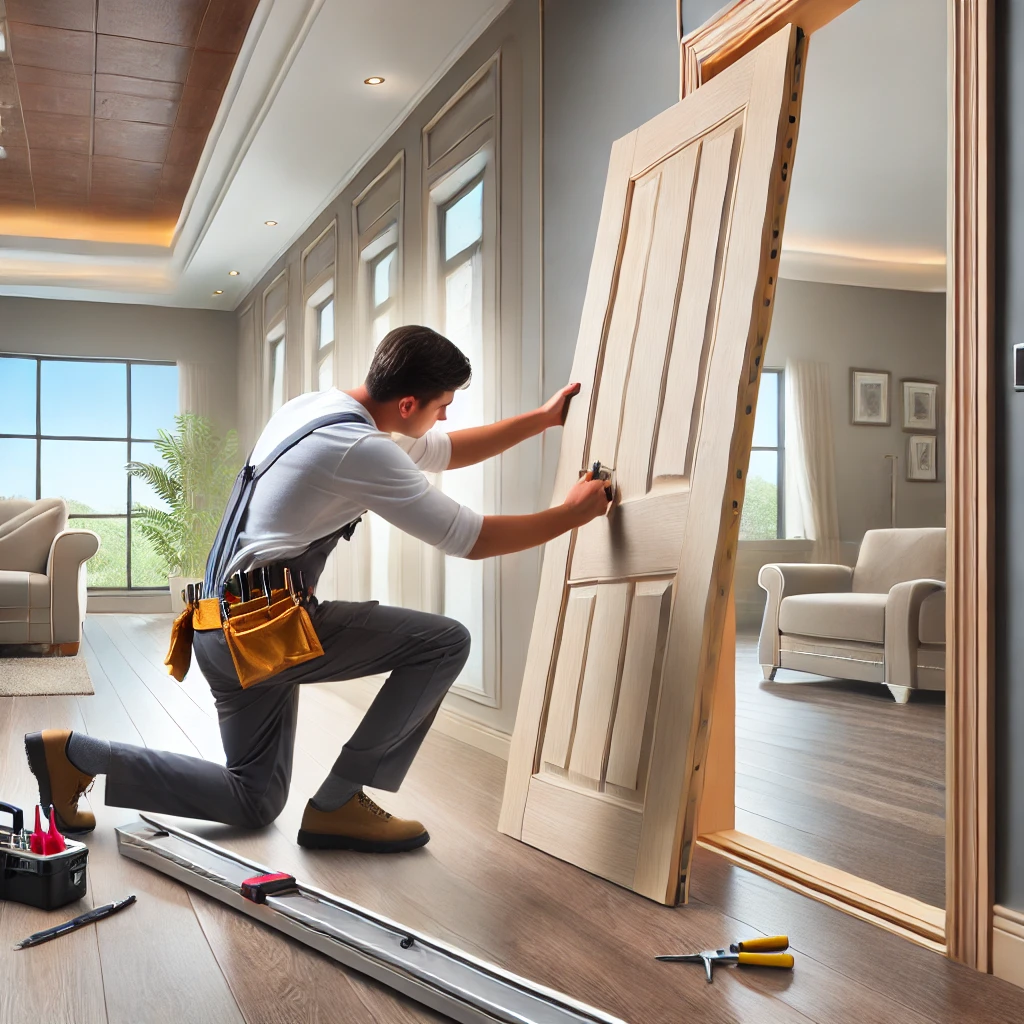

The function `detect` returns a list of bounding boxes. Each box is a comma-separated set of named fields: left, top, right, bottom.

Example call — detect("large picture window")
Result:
left=740, top=368, right=785, bottom=540
left=0, top=354, right=178, bottom=589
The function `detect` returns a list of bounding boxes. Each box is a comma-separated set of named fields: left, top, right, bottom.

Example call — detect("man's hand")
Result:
left=467, top=471, right=611, bottom=559
left=538, top=382, right=582, bottom=429
left=563, top=471, right=612, bottom=526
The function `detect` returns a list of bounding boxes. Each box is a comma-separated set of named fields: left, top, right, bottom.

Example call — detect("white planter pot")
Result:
left=169, top=576, right=204, bottom=614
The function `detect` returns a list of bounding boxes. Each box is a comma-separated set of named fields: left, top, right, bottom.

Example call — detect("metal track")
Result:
left=116, top=815, right=626, bottom=1024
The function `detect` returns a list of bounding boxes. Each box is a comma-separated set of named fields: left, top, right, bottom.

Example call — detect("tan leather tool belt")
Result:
left=164, top=590, right=324, bottom=689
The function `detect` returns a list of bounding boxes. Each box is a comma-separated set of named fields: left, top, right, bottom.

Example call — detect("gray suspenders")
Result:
left=203, top=411, right=370, bottom=602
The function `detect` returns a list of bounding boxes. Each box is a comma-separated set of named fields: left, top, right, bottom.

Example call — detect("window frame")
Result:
left=744, top=367, right=786, bottom=540
left=0, top=352, right=177, bottom=591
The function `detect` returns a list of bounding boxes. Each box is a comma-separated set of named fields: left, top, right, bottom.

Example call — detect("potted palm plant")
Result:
left=127, top=413, right=240, bottom=612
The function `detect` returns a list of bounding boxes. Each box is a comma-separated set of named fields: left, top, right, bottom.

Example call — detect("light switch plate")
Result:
left=1016, top=344, right=1024, bottom=391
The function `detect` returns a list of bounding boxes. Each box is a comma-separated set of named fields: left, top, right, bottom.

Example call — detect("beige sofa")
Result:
left=757, top=528, right=945, bottom=703
left=0, top=499, right=100, bottom=655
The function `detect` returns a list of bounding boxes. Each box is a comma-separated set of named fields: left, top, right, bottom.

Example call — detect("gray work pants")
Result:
left=104, top=600, right=471, bottom=828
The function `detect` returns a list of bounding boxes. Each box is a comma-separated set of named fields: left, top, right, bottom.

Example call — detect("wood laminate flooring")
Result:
left=735, top=636, right=946, bottom=908
left=0, top=614, right=1013, bottom=1024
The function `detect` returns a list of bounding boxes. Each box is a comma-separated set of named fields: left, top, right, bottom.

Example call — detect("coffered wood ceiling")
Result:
left=0, top=0, right=259, bottom=244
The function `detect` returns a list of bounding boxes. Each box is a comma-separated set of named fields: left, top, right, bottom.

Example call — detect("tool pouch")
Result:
left=164, top=602, right=196, bottom=682
left=221, top=589, right=324, bottom=688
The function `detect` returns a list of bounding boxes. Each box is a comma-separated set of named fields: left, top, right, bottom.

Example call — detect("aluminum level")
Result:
left=116, top=815, right=627, bottom=1024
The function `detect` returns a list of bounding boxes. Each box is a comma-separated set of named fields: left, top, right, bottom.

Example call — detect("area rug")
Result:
left=0, top=656, right=95, bottom=697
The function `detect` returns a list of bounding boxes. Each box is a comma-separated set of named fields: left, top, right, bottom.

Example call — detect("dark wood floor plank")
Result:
left=188, top=889, right=450, bottom=1024
left=4, top=617, right=1021, bottom=1024
left=690, top=848, right=1024, bottom=1024
left=734, top=637, right=945, bottom=908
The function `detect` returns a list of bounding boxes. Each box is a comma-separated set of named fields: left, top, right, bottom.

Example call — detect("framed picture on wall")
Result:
left=907, top=434, right=938, bottom=481
left=901, top=379, right=939, bottom=432
left=850, top=369, right=891, bottom=425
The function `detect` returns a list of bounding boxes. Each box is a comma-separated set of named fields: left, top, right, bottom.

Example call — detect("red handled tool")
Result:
left=240, top=872, right=297, bottom=904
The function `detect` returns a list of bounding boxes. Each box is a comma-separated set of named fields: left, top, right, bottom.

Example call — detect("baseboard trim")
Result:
left=698, top=830, right=946, bottom=953
left=994, top=905, right=1024, bottom=988
left=322, top=678, right=511, bottom=762
left=87, top=593, right=172, bottom=614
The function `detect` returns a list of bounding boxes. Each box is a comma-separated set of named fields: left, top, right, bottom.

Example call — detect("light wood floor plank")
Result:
left=0, top=696, right=108, bottom=1024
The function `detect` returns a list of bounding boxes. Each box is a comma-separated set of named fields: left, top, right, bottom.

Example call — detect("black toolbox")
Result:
left=1, top=801, right=88, bottom=911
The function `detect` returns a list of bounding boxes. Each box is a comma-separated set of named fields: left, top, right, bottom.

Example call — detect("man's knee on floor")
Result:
left=441, top=617, right=471, bottom=664
left=235, top=783, right=289, bottom=829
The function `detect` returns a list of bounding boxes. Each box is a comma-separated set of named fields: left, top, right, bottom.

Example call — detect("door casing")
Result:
left=678, top=0, right=994, bottom=973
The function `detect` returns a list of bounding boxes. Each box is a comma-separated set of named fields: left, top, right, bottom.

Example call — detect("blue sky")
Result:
left=0, top=357, right=177, bottom=512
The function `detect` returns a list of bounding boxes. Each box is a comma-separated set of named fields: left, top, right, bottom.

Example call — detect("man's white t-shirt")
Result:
left=223, top=390, right=483, bottom=580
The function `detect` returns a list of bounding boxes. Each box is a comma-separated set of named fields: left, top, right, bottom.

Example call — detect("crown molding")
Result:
left=779, top=247, right=946, bottom=292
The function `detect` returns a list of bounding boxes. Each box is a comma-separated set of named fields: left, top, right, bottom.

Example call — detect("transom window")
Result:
left=0, top=354, right=178, bottom=589
left=315, top=298, right=335, bottom=392
left=740, top=368, right=785, bottom=540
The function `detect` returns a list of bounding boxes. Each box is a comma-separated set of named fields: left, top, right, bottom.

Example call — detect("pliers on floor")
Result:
left=655, top=935, right=794, bottom=982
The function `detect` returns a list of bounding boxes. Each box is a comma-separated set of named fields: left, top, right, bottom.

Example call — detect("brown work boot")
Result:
left=297, top=792, right=429, bottom=852
left=24, top=729, right=96, bottom=834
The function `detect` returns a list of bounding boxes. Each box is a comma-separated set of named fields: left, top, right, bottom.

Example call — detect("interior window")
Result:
left=315, top=298, right=335, bottom=392
left=438, top=176, right=486, bottom=692
left=370, top=246, right=398, bottom=346
left=268, top=328, right=286, bottom=414
left=740, top=369, right=784, bottom=540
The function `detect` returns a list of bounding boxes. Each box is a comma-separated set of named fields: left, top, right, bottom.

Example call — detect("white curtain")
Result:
left=785, top=359, right=842, bottom=564
left=178, top=362, right=216, bottom=426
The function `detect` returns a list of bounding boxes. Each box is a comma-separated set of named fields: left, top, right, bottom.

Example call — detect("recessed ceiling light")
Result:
left=0, top=147, right=6, bottom=161
left=228, top=269, right=240, bottom=276
left=364, top=76, right=385, bottom=86
left=213, top=290, right=224, bottom=295
left=0, top=25, right=7, bottom=55
left=264, top=220, right=278, bottom=226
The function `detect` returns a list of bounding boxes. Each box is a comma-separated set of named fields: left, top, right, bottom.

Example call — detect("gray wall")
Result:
left=236, top=0, right=541, bottom=736
left=541, top=0, right=679, bottom=488
left=0, top=295, right=238, bottom=435
left=769, top=279, right=946, bottom=541
left=995, top=0, right=1024, bottom=913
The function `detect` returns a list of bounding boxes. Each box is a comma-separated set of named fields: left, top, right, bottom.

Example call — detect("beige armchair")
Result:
left=757, top=528, right=945, bottom=703
left=0, top=499, right=100, bottom=656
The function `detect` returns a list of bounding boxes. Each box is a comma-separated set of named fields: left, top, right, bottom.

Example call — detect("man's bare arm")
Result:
left=466, top=471, right=609, bottom=559
left=447, top=383, right=580, bottom=470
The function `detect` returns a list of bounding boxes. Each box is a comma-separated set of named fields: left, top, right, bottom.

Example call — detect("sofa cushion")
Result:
left=919, top=589, right=945, bottom=645
left=852, top=528, right=945, bottom=594
left=0, top=498, right=67, bottom=574
left=779, top=592, right=887, bottom=644
left=0, top=570, right=51, bottom=644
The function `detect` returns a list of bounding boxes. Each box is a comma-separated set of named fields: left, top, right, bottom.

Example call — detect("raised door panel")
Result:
left=500, top=25, right=804, bottom=905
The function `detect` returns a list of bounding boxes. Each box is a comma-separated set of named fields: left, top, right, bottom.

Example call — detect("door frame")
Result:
left=677, top=0, right=993, bottom=970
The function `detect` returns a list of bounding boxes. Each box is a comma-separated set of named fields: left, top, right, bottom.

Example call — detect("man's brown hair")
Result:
left=365, top=325, right=472, bottom=402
